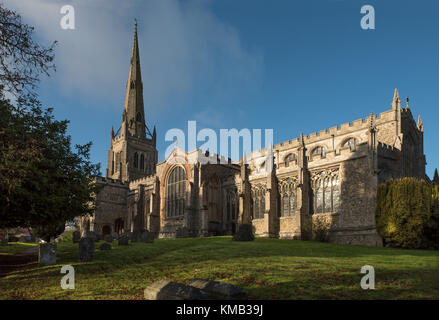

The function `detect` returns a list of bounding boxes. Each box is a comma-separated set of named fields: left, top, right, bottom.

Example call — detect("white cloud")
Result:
left=4, top=0, right=263, bottom=112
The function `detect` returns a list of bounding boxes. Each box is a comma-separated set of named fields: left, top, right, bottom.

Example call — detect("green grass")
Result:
left=0, top=242, right=38, bottom=255
left=0, top=236, right=438, bottom=300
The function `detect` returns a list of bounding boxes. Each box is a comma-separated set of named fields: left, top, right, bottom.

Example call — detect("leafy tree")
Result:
left=0, top=94, right=102, bottom=241
left=0, top=4, right=101, bottom=241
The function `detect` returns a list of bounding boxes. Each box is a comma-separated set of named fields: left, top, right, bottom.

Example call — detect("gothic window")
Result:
left=253, top=187, right=266, bottom=219
left=136, top=112, right=142, bottom=122
left=140, top=154, right=145, bottom=170
left=166, top=166, right=187, bottom=218
left=311, top=170, right=340, bottom=214
left=311, top=146, right=326, bottom=158
left=279, top=178, right=297, bottom=217
left=226, top=190, right=238, bottom=222
left=343, top=138, right=358, bottom=151
left=134, top=152, right=139, bottom=168
left=285, top=154, right=297, bottom=167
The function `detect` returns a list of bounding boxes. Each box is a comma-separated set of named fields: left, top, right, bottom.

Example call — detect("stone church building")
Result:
left=79, top=24, right=427, bottom=246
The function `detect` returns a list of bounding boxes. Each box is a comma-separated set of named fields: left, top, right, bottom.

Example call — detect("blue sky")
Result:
left=6, top=0, right=439, bottom=177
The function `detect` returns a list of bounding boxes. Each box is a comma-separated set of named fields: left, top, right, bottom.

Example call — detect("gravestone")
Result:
left=99, top=242, right=111, bottom=250
left=19, top=236, right=27, bottom=243
left=188, top=279, right=247, bottom=300
left=140, top=231, right=154, bottom=243
left=131, top=231, right=141, bottom=243
left=144, top=280, right=209, bottom=300
left=79, top=237, right=95, bottom=262
left=104, top=234, right=113, bottom=243
left=72, top=231, right=81, bottom=243
left=39, top=243, right=57, bottom=266
left=118, top=234, right=129, bottom=246
left=111, top=232, right=118, bottom=240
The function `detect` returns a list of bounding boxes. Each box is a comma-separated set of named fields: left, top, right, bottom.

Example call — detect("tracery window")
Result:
left=226, top=190, right=238, bottom=221
left=343, top=138, right=358, bottom=151
left=165, top=166, right=186, bottom=218
left=311, top=146, right=326, bottom=158
left=284, top=154, right=297, bottom=167
left=311, top=170, right=340, bottom=214
left=278, top=177, right=297, bottom=217
left=252, top=185, right=266, bottom=219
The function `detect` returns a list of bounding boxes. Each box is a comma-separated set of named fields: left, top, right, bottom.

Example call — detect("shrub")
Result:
left=232, top=224, right=254, bottom=241
left=376, top=178, right=439, bottom=249
left=312, top=216, right=331, bottom=242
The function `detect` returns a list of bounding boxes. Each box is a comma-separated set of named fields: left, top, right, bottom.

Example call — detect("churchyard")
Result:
left=0, top=233, right=438, bottom=300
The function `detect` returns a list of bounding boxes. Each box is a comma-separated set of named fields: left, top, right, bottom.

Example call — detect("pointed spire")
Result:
left=111, top=126, right=115, bottom=139
left=392, top=88, right=401, bottom=110
left=122, top=19, right=146, bottom=138
left=406, top=96, right=410, bottom=109
left=417, top=114, right=424, bottom=132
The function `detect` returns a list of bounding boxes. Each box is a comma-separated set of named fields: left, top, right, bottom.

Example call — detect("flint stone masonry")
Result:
left=188, top=279, right=247, bottom=300
left=99, top=242, right=111, bottom=250
left=39, top=243, right=57, bottom=266
left=79, top=237, right=95, bottom=262
left=144, top=280, right=209, bottom=300
left=72, top=231, right=81, bottom=243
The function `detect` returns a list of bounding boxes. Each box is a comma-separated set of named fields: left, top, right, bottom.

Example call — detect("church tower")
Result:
left=106, top=21, right=158, bottom=182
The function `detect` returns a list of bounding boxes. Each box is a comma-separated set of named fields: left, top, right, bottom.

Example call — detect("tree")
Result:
left=0, top=4, right=101, bottom=241
left=0, top=3, right=56, bottom=97
left=0, top=94, right=102, bottom=241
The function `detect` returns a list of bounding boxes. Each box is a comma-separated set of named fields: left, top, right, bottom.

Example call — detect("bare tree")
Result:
left=0, top=3, right=56, bottom=97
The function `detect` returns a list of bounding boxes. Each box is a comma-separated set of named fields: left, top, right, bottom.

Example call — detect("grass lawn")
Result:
left=0, top=242, right=38, bottom=256
left=0, top=236, right=438, bottom=300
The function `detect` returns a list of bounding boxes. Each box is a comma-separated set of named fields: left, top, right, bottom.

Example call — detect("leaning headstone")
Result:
left=99, top=242, right=111, bottom=250
left=79, top=237, right=95, bottom=262
left=140, top=230, right=154, bottom=243
left=188, top=279, right=247, bottom=300
left=72, top=231, right=81, bottom=243
left=118, top=235, right=129, bottom=246
left=39, top=243, right=57, bottom=266
left=104, top=234, right=113, bottom=243
left=144, top=280, right=209, bottom=300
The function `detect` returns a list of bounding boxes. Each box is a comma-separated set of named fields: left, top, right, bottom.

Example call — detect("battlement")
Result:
left=95, top=176, right=127, bottom=186
left=129, top=174, right=156, bottom=189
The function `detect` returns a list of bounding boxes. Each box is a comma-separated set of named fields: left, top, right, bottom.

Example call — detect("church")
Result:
left=79, top=24, right=427, bottom=246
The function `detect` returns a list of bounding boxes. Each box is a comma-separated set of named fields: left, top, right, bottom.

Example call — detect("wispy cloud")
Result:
left=4, top=0, right=263, bottom=112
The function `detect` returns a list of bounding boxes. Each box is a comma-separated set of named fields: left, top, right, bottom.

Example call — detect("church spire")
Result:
left=123, top=19, right=146, bottom=138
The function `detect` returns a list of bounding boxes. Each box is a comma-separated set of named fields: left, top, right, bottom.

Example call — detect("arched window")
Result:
left=136, top=112, right=142, bottom=122
left=279, top=178, right=297, bottom=217
left=166, top=166, right=187, bottom=218
left=311, top=171, right=340, bottom=214
left=311, top=146, right=326, bottom=158
left=253, top=186, right=266, bottom=219
left=140, top=154, right=145, bottom=170
left=285, top=154, right=297, bottom=167
left=134, top=152, right=138, bottom=168
left=343, top=138, right=358, bottom=151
